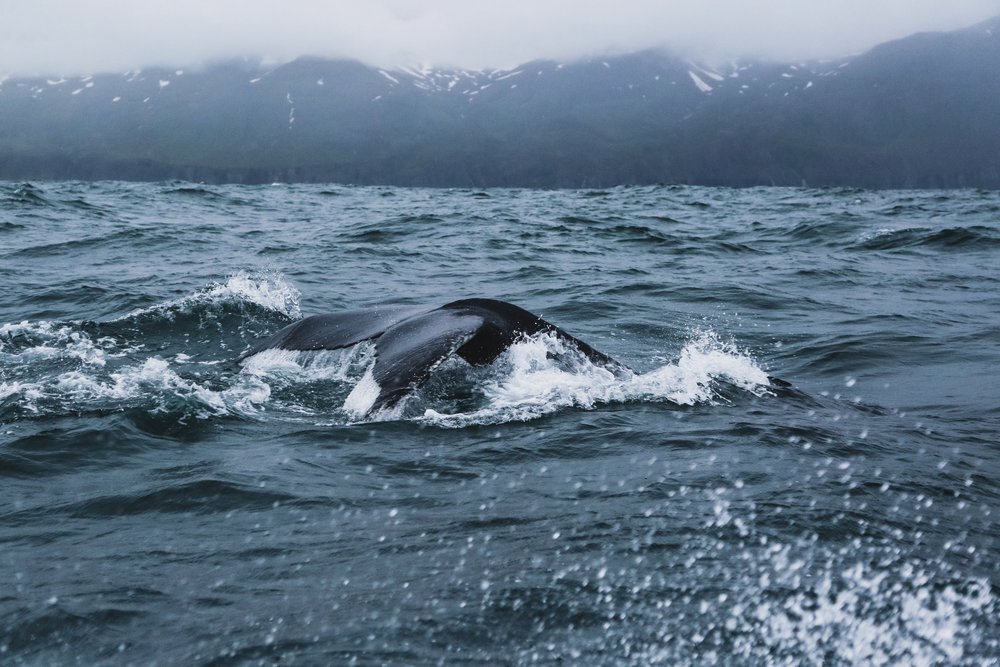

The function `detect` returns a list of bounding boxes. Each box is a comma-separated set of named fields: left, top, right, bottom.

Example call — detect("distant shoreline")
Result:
left=2, top=17, right=998, bottom=190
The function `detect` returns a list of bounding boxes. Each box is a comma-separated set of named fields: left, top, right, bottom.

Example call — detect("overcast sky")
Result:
left=2, top=0, right=999, bottom=76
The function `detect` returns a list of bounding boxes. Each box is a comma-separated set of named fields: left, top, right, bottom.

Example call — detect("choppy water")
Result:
left=1, top=181, right=998, bottom=665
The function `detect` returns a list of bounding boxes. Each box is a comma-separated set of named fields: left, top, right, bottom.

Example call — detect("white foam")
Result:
left=422, top=330, right=770, bottom=427
left=219, top=372, right=272, bottom=417
left=241, top=344, right=373, bottom=383
left=240, top=348, right=305, bottom=378
left=234, top=344, right=378, bottom=420
left=628, top=332, right=770, bottom=405
left=208, top=272, right=301, bottom=316
left=118, top=271, right=300, bottom=321
left=52, top=357, right=226, bottom=415
left=3, top=308, right=769, bottom=426
left=1, top=319, right=59, bottom=341
left=0, top=355, right=226, bottom=419
left=0, top=320, right=124, bottom=366
left=0, top=381, right=31, bottom=402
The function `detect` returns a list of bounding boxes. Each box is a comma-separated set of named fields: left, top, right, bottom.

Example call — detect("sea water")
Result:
left=1, top=181, right=998, bottom=664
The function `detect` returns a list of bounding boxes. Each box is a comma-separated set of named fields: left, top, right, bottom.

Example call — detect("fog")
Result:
left=2, top=0, right=999, bottom=75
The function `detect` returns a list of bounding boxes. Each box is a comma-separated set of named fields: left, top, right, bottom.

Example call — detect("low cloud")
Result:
left=2, top=0, right=999, bottom=75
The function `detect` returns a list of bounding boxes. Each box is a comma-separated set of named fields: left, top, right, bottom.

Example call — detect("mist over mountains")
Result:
left=1, top=16, right=998, bottom=188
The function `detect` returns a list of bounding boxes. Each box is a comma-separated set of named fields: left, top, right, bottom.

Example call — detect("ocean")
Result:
left=1, top=181, right=998, bottom=664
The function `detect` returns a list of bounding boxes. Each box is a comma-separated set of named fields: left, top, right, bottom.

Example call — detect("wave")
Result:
left=1, top=479, right=297, bottom=526
left=784, top=220, right=853, bottom=245
left=0, top=356, right=230, bottom=424
left=9, top=228, right=161, bottom=258
left=1, top=605, right=146, bottom=660
left=68, top=479, right=297, bottom=517
left=606, top=224, right=682, bottom=246
left=162, top=185, right=222, bottom=198
left=0, top=272, right=301, bottom=423
left=114, top=271, right=301, bottom=322
left=159, top=184, right=254, bottom=208
left=60, top=197, right=112, bottom=216
left=854, top=225, right=1000, bottom=251
left=3, top=182, right=49, bottom=206
left=1, top=183, right=115, bottom=219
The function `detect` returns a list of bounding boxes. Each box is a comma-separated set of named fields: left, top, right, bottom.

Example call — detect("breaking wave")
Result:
left=0, top=272, right=300, bottom=422
left=116, top=270, right=301, bottom=321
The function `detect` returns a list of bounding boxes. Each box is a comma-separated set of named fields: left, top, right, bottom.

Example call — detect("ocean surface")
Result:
left=1, top=181, right=998, bottom=665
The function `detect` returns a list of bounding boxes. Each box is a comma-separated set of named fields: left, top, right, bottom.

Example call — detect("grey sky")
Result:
left=2, top=0, right=999, bottom=76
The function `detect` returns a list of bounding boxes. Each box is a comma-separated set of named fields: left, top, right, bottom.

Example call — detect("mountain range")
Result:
left=1, top=16, right=998, bottom=188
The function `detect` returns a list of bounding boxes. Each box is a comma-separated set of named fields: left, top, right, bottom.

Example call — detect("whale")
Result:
left=238, top=298, right=631, bottom=415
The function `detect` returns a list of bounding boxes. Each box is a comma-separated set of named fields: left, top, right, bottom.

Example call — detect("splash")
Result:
left=236, top=345, right=377, bottom=420
left=523, top=486, right=996, bottom=664
left=208, top=271, right=301, bottom=317
left=421, top=330, right=770, bottom=427
left=231, top=329, right=770, bottom=426
left=0, top=272, right=303, bottom=421
left=1, top=354, right=232, bottom=419
left=4, top=290, right=771, bottom=427
left=1, top=319, right=131, bottom=415
left=593, top=544, right=995, bottom=665
left=117, top=270, right=301, bottom=321
left=0, top=320, right=121, bottom=367
left=739, top=560, right=993, bottom=664
left=629, top=331, right=771, bottom=405
left=240, top=345, right=374, bottom=386
left=55, top=358, right=228, bottom=417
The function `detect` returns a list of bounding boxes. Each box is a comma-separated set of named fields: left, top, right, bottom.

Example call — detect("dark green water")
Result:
left=1, top=181, right=998, bottom=664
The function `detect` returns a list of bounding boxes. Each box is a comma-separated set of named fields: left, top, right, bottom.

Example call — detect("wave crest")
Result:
left=117, top=270, right=301, bottom=321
